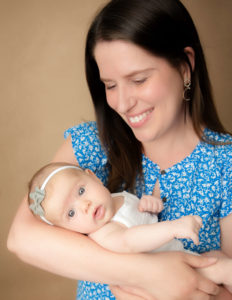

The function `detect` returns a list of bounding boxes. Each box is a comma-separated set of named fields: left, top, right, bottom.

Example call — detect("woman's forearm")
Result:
left=7, top=198, right=220, bottom=299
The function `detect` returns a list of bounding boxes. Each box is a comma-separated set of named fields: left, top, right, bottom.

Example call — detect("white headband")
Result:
left=29, top=165, right=82, bottom=225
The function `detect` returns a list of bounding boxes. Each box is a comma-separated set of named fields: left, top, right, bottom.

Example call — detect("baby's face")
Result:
left=43, top=169, right=115, bottom=234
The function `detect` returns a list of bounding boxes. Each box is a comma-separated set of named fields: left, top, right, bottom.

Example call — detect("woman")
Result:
left=8, top=0, right=232, bottom=299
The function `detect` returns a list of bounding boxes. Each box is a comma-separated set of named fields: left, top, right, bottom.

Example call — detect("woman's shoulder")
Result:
left=64, top=121, right=99, bottom=140
left=64, top=121, right=108, bottom=171
left=203, top=128, right=232, bottom=165
left=204, top=128, right=232, bottom=144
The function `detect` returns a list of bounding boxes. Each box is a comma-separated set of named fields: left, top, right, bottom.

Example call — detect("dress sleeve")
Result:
left=64, top=121, right=109, bottom=184
left=220, top=145, right=232, bottom=218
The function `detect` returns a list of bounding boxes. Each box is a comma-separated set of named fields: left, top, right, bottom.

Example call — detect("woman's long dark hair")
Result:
left=85, top=0, right=228, bottom=192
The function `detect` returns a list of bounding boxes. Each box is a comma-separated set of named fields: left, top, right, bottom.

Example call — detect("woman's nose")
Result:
left=116, top=86, right=136, bottom=114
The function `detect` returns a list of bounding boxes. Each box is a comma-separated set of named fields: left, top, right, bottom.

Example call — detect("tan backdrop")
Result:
left=1, top=0, right=231, bottom=299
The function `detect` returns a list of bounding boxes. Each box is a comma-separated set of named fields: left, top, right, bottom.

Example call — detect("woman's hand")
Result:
left=111, top=251, right=219, bottom=300
left=212, top=287, right=232, bottom=300
left=145, top=251, right=219, bottom=299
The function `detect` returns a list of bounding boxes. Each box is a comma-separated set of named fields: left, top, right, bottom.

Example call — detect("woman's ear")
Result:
left=181, top=47, right=195, bottom=81
left=184, top=46, right=195, bottom=71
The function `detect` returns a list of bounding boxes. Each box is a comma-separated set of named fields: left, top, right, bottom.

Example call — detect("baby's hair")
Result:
left=28, top=162, right=83, bottom=215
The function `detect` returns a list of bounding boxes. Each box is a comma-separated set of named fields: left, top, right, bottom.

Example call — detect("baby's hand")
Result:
left=138, top=195, right=164, bottom=213
left=173, top=215, right=202, bottom=245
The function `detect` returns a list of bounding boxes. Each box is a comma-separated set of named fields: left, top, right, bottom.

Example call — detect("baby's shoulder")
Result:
left=89, top=220, right=126, bottom=241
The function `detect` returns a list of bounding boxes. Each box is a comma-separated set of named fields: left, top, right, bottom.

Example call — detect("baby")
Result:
left=28, top=162, right=232, bottom=291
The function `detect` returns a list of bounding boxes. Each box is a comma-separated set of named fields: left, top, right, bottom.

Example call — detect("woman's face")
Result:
left=94, top=40, right=189, bottom=147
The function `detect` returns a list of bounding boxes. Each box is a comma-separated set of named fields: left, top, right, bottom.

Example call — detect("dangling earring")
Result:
left=183, top=79, right=191, bottom=101
left=183, top=79, right=191, bottom=123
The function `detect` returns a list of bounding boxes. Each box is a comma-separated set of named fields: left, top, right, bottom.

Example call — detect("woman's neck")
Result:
left=143, top=118, right=200, bottom=170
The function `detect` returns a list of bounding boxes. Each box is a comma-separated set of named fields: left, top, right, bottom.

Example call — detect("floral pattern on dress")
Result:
left=65, top=122, right=232, bottom=300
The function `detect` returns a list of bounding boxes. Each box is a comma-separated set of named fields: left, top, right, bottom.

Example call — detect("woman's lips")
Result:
left=127, top=108, right=153, bottom=127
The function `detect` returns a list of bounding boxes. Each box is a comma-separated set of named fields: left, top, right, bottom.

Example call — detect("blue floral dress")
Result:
left=64, top=121, right=232, bottom=300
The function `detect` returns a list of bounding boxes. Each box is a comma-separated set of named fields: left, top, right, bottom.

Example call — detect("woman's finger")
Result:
left=110, top=285, right=155, bottom=300
left=197, top=276, right=220, bottom=296
left=110, top=286, right=145, bottom=300
left=189, top=290, right=211, bottom=300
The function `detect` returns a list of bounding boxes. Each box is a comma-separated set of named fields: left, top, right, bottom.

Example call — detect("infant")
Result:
left=28, top=162, right=232, bottom=292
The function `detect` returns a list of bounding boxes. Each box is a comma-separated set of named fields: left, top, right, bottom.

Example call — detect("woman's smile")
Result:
left=127, top=108, right=154, bottom=128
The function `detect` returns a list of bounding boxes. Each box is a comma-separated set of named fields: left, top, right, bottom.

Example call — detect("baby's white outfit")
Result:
left=111, top=191, right=193, bottom=253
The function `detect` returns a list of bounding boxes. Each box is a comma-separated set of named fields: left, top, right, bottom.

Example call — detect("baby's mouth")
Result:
left=93, top=205, right=105, bottom=220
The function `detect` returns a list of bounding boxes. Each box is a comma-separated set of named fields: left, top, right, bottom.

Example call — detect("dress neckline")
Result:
left=142, top=128, right=208, bottom=173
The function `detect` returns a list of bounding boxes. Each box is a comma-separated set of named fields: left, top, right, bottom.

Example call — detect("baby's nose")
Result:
left=81, top=200, right=91, bottom=213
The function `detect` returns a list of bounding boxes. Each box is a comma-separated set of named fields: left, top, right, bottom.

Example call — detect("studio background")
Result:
left=1, top=0, right=231, bottom=299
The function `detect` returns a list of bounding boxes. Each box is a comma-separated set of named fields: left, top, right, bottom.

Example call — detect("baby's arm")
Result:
left=90, top=214, right=202, bottom=253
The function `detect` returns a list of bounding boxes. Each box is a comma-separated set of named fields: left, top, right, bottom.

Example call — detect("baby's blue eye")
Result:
left=68, top=209, right=75, bottom=218
left=79, top=187, right=85, bottom=195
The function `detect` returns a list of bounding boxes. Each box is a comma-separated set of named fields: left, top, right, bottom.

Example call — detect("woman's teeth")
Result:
left=129, top=109, right=152, bottom=124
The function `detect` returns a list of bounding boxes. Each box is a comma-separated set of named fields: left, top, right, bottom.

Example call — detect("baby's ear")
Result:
left=84, top=169, right=94, bottom=175
left=84, top=169, right=103, bottom=184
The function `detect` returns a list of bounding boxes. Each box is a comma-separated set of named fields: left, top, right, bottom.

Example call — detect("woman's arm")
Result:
left=214, top=213, right=232, bottom=299
left=7, top=137, right=219, bottom=299
left=201, top=214, right=232, bottom=300
left=7, top=205, right=219, bottom=299
left=220, top=213, right=232, bottom=257
left=7, top=196, right=129, bottom=282
left=7, top=203, right=219, bottom=300
left=8, top=137, right=129, bottom=282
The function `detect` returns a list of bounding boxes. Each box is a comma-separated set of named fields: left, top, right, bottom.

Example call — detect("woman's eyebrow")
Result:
left=125, top=67, right=155, bottom=78
left=100, top=67, right=155, bottom=82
